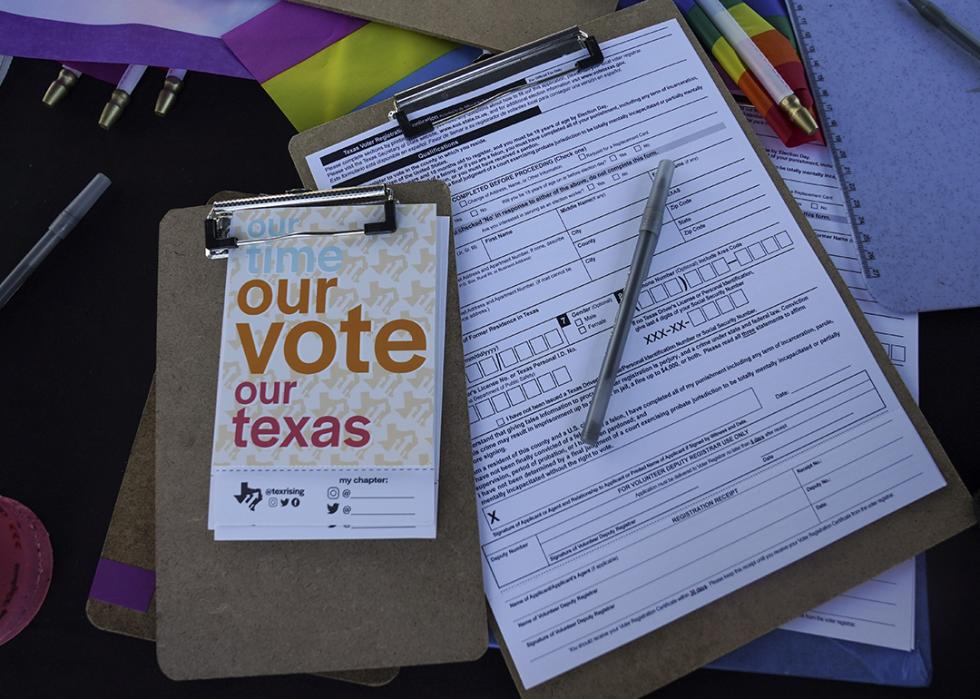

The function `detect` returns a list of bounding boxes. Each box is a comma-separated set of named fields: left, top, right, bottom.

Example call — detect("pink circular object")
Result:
left=0, top=496, right=53, bottom=646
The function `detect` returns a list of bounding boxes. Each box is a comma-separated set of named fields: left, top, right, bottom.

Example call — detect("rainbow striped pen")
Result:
left=695, top=0, right=818, bottom=135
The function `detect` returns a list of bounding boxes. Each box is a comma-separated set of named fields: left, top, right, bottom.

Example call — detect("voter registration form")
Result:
left=305, top=20, right=946, bottom=688
left=745, top=105, right=919, bottom=651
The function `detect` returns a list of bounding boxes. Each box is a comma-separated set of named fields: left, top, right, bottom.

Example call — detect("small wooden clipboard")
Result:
left=153, top=183, right=487, bottom=680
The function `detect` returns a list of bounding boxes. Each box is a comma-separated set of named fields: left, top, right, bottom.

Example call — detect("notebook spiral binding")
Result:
left=787, top=2, right=880, bottom=282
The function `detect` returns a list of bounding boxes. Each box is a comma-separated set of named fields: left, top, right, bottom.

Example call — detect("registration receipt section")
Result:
left=304, top=20, right=947, bottom=688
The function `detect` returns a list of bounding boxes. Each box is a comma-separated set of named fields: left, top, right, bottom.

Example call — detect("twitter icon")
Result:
left=327, top=503, right=340, bottom=515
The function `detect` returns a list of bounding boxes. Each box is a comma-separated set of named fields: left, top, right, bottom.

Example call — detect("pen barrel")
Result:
left=67, top=173, right=111, bottom=220
left=911, top=0, right=980, bottom=61
left=695, top=0, right=792, bottom=100
left=0, top=174, right=110, bottom=311
left=913, top=2, right=945, bottom=25
left=937, top=16, right=980, bottom=61
left=0, top=235, right=54, bottom=309
left=582, top=161, right=674, bottom=444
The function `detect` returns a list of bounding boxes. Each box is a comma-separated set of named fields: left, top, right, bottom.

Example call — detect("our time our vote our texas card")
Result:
left=208, top=203, right=448, bottom=540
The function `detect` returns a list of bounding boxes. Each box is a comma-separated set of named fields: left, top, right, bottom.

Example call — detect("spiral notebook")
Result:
left=787, top=0, right=980, bottom=312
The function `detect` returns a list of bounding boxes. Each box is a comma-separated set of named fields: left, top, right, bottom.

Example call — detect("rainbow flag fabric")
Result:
left=223, top=1, right=481, bottom=131
left=673, top=0, right=823, bottom=147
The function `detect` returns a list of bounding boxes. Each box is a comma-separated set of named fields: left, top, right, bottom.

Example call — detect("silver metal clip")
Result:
left=204, top=185, right=396, bottom=259
left=389, top=27, right=603, bottom=139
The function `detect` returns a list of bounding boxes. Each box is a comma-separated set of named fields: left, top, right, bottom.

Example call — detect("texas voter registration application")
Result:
left=304, top=20, right=947, bottom=688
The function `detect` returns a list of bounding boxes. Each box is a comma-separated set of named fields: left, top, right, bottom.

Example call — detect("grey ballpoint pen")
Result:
left=908, top=0, right=980, bottom=63
left=581, top=159, right=675, bottom=445
left=0, top=173, right=111, bottom=310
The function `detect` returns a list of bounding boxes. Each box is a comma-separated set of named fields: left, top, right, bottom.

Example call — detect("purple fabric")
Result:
left=64, top=61, right=126, bottom=85
left=222, top=1, right=365, bottom=83
left=89, top=558, right=156, bottom=613
left=0, top=10, right=250, bottom=79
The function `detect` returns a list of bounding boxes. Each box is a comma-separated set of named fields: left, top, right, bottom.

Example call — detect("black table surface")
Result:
left=0, top=58, right=977, bottom=699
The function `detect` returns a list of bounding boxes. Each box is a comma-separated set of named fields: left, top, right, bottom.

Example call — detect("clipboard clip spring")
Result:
left=389, top=27, right=603, bottom=139
left=204, top=185, right=397, bottom=259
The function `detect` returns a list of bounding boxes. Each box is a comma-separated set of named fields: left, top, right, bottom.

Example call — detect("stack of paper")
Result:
left=300, top=18, right=954, bottom=688
left=207, top=203, right=449, bottom=540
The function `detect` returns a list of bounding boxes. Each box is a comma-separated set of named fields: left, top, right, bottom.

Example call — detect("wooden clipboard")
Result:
left=154, top=183, right=488, bottom=680
left=85, top=379, right=399, bottom=687
left=286, top=2, right=976, bottom=697
left=290, top=0, right=618, bottom=52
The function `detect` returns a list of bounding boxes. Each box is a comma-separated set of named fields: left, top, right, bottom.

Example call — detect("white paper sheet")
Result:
left=215, top=216, right=451, bottom=540
left=303, top=20, right=944, bottom=686
left=210, top=205, right=447, bottom=540
left=743, top=105, right=918, bottom=651
left=781, top=557, right=916, bottom=651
